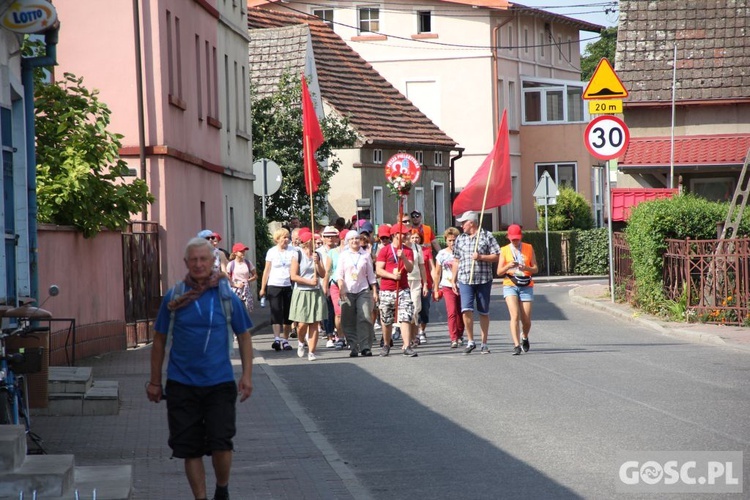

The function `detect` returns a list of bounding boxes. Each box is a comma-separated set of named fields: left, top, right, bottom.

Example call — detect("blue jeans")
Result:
left=458, top=281, right=492, bottom=315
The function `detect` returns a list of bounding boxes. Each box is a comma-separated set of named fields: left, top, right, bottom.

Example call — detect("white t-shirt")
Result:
left=436, top=248, right=456, bottom=288
left=265, top=246, right=294, bottom=287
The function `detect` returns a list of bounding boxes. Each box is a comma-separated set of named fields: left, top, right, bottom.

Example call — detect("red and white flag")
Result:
left=452, top=110, right=512, bottom=215
left=302, top=75, right=324, bottom=195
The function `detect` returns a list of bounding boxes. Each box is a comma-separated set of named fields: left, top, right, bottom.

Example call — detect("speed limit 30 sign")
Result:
left=584, top=115, right=630, bottom=160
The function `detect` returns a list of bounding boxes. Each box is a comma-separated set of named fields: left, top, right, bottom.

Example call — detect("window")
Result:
left=313, top=9, right=333, bottom=28
left=195, top=35, right=202, bottom=119
left=373, top=149, right=383, bottom=164
left=508, top=81, right=516, bottom=128
left=434, top=151, right=443, bottom=166
left=373, top=186, right=384, bottom=224
left=358, top=7, right=379, bottom=33
left=522, top=79, right=585, bottom=124
left=225, top=55, right=230, bottom=131
left=539, top=32, right=545, bottom=57
left=536, top=163, right=577, bottom=191
left=414, top=187, right=424, bottom=214
left=417, top=11, right=431, bottom=33
left=241, top=66, right=248, bottom=131
left=205, top=41, right=212, bottom=117
left=690, top=177, right=735, bottom=202
left=524, top=28, right=528, bottom=53
left=433, top=182, right=445, bottom=233
left=567, top=36, right=572, bottom=60
left=507, top=25, right=513, bottom=52
left=415, top=151, right=424, bottom=164
left=557, top=36, right=563, bottom=62
left=166, top=11, right=173, bottom=95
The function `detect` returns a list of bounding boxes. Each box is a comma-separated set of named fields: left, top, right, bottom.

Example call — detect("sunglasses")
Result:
left=411, top=214, right=421, bottom=218
left=205, top=236, right=217, bottom=241
left=402, top=220, right=410, bottom=224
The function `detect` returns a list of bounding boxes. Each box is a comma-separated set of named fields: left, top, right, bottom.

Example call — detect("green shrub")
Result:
left=624, top=194, right=745, bottom=314
left=574, top=228, right=609, bottom=275
left=536, top=187, right=594, bottom=230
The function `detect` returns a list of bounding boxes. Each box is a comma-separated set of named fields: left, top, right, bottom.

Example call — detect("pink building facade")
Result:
left=53, top=0, right=255, bottom=288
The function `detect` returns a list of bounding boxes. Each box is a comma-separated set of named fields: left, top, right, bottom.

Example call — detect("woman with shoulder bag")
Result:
left=497, top=224, right=538, bottom=356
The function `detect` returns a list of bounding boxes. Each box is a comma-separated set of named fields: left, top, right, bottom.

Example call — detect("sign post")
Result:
left=533, top=171, right=559, bottom=277
left=583, top=58, right=628, bottom=303
left=252, top=159, right=282, bottom=219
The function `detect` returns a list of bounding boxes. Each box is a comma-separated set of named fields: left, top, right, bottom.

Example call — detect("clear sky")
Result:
left=514, top=1, right=619, bottom=51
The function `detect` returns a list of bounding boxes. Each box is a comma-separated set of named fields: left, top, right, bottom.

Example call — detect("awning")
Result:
left=619, top=134, right=750, bottom=170
left=610, top=188, right=678, bottom=222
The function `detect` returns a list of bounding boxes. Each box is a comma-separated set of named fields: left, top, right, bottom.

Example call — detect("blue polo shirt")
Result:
left=154, top=286, right=252, bottom=387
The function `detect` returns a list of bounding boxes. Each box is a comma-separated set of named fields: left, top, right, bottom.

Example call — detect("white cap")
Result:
left=456, top=211, right=478, bottom=223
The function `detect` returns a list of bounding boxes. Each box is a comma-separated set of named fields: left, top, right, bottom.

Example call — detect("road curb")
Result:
left=569, top=287, right=750, bottom=352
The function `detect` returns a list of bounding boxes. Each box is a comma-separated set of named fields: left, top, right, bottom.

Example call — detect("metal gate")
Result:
left=122, top=221, right=160, bottom=346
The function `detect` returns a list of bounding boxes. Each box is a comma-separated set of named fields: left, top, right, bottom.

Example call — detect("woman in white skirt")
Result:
left=289, top=229, right=327, bottom=361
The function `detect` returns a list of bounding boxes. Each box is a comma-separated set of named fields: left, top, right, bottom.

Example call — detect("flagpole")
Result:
left=468, top=158, right=495, bottom=284
left=305, top=134, right=318, bottom=280
left=395, top=193, right=404, bottom=319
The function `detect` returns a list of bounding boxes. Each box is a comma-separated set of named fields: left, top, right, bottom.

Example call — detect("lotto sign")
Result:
left=584, top=115, right=630, bottom=160
left=385, top=153, right=421, bottom=183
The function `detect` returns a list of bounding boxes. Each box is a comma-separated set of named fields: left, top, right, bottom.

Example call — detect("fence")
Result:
left=663, top=238, right=750, bottom=325
left=122, top=221, right=161, bottom=346
left=613, top=233, right=750, bottom=325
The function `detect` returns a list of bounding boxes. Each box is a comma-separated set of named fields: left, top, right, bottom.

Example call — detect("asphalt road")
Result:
left=259, top=281, right=750, bottom=499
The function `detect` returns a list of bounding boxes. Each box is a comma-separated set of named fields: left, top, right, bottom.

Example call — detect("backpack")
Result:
left=228, top=259, right=255, bottom=281
left=167, top=278, right=236, bottom=356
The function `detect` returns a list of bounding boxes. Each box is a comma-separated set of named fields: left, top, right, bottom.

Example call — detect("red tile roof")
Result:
left=620, top=134, right=750, bottom=167
left=248, top=8, right=458, bottom=149
left=616, top=1, right=750, bottom=103
left=610, top=188, right=678, bottom=222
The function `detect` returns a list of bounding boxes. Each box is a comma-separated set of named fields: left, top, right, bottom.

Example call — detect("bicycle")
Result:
left=0, top=321, right=49, bottom=454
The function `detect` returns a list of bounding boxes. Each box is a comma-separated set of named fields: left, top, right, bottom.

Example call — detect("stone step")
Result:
left=0, top=453, right=75, bottom=498
left=48, top=366, right=94, bottom=394
left=0, top=425, right=26, bottom=471
left=69, top=465, right=133, bottom=500
left=36, top=380, right=120, bottom=417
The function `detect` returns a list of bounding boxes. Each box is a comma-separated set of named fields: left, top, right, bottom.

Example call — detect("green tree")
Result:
left=251, top=73, right=358, bottom=225
left=581, top=27, right=617, bottom=81
left=536, top=187, right=594, bottom=230
left=34, top=73, right=153, bottom=237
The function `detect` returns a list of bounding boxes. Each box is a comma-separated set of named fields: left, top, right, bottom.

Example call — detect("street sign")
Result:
left=588, top=99, right=623, bottom=115
left=253, top=158, right=282, bottom=219
left=582, top=58, right=628, bottom=100
left=584, top=115, right=630, bottom=161
left=385, top=153, right=421, bottom=184
left=533, top=171, right=559, bottom=206
left=1, top=0, right=57, bottom=33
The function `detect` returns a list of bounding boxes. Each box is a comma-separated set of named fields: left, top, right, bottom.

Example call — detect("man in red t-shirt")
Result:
left=375, top=223, right=417, bottom=357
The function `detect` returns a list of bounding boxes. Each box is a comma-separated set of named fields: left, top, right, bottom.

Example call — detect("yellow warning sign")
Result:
left=582, top=58, right=628, bottom=100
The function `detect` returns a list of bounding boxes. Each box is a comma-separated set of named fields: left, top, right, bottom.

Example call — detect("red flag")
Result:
left=452, top=110, right=512, bottom=215
left=302, top=75, right=324, bottom=195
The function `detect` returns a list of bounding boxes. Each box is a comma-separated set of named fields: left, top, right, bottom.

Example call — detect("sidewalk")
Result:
left=31, top=304, right=363, bottom=500
left=569, top=282, right=750, bottom=353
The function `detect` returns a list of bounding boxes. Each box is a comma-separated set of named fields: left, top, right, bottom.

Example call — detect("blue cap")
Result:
left=197, top=229, right=213, bottom=238
left=358, top=221, right=374, bottom=234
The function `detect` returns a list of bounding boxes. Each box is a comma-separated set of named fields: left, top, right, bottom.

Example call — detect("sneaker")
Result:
left=403, top=347, right=418, bottom=357
left=450, top=341, right=458, bottom=349
left=457, top=337, right=464, bottom=346
left=349, top=350, right=359, bottom=357
left=392, top=327, right=401, bottom=340
left=419, top=334, right=427, bottom=344
left=281, top=340, right=292, bottom=351
left=334, top=340, right=346, bottom=351
left=308, top=352, right=317, bottom=361
left=380, top=344, right=390, bottom=357
left=521, top=337, right=530, bottom=352
left=512, top=346, right=522, bottom=356
left=361, top=349, right=372, bottom=357
left=290, top=328, right=298, bottom=339
left=326, top=339, right=335, bottom=348
left=480, top=345, right=491, bottom=354
left=297, top=343, right=305, bottom=358
left=464, top=343, right=476, bottom=355
left=271, top=340, right=281, bottom=351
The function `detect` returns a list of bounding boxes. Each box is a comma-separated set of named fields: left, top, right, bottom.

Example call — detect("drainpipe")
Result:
left=133, top=0, right=147, bottom=219
left=449, top=148, right=463, bottom=204
left=21, top=25, right=59, bottom=301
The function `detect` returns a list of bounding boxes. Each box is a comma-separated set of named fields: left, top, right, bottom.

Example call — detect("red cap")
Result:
left=299, top=230, right=313, bottom=243
left=377, top=225, right=392, bottom=238
left=390, top=223, right=410, bottom=236
left=507, top=224, right=522, bottom=239
left=339, top=229, right=349, bottom=240
left=231, top=242, right=249, bottom=253
left=212, top=232, right=222, bottom=242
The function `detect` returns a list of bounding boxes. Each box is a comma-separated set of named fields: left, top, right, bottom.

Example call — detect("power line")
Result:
left=270, top=2, right=606, bottom=51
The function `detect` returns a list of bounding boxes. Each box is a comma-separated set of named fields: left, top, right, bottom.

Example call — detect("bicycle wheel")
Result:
left=0, top=388, right=12, bottom=425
